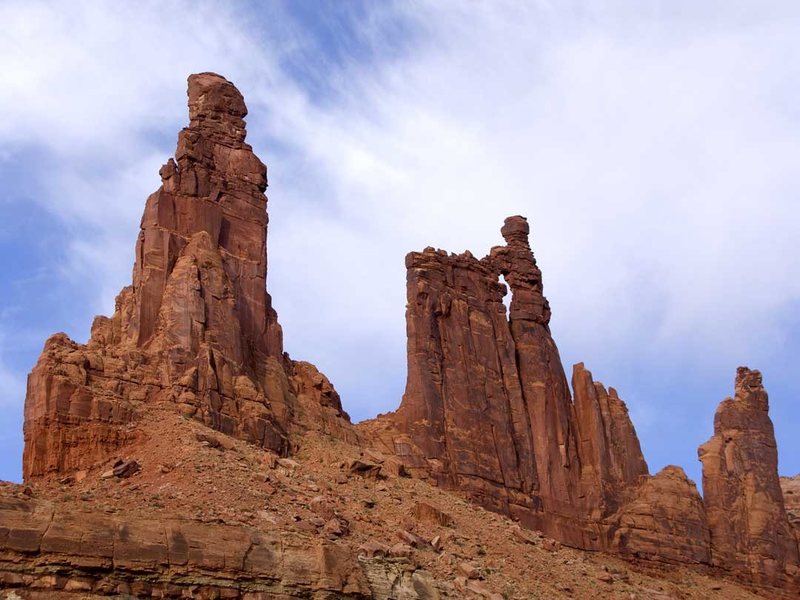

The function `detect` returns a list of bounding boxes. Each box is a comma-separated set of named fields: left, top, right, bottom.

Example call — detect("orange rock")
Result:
left=607, top=466, right=710, bottom=564
left=413, top=502, right=454, bottom=528
left=366, top=217, right=649, bottom=548
left=0, top=487, right=371, bottom=597
left=457, top=562, right=481, bottom=580
left=15, top=71, right=800, bottom=596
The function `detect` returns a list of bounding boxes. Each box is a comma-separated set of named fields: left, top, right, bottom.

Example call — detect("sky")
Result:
left=1, top=1, right=799, bottom=487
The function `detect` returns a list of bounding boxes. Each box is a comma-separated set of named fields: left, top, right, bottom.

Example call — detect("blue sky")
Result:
left=1, top=1, right=799, bottom=487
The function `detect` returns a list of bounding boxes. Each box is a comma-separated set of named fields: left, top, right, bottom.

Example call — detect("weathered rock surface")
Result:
left=607, top=466, right=710, bottom=565
left=364, top=217, right=800, bottom=592
left=699, top=367, right=800, bottom=586
left=782, top=475, right=800, bottom=538
left=23, top=73, right=352, bottom=480
left=367, top=217, right=654, bottom=546
left=16, top=72, right=800, bottom=597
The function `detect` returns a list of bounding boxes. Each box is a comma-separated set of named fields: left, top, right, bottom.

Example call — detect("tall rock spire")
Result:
left=365, top=217, right=799, bottom=591
left=699, top=367, right=800, bottom=585
left=23, top=74, right=351, bottom=480
left=127, top=72, right=281, bottom=361
left=489, top=216, right=580, bottom=509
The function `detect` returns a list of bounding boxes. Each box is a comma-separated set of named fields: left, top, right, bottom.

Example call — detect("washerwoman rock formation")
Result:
left=367, top=217, right=653, bottom=548
left=23, top=73, right=354, bottom=480
left=364, top=216, right=800, bottom=590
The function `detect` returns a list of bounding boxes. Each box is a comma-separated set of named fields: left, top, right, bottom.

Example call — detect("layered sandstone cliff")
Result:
left=0, top=486, right=371, bottom=599
left=23, top=73, right=353, bottom=480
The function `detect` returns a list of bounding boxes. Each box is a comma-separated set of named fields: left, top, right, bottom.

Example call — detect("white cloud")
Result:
left=1, top=0, right=800, bottom=442
left=263, top=2, right=800, bottom=399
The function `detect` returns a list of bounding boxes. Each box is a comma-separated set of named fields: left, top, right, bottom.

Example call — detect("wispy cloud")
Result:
left=1, top=1, right=800, bottom=483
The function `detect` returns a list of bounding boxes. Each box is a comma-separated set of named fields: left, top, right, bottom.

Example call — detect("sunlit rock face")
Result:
left=367, top=217, right=648, bottom=543
left=23, top=73, right=353, bottom=480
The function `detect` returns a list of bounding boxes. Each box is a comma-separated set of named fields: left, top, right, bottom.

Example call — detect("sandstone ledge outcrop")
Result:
left=0, top=486, right=410, bottom=599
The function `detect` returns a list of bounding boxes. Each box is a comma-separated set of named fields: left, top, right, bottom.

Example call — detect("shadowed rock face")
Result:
left=782, top=475, right=800, bottom=538
left=23, top=73, right=353, bottom=480
left=699, top=367, right=800, bottom=586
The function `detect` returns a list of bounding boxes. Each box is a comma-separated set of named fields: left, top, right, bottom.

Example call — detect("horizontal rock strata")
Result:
left=0, top=488, right=429, bottom=599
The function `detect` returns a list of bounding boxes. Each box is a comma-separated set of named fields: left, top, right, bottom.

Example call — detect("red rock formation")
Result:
left=782, top=475, right=800, bottom=539
left=367, top=216, right=800, bottom=590
left=607, top=466, right=711, bottom=565
left=699, top=367, right=800, bottom=586
left=391, top=244, right=540, bottom=523
left=18, top=72, right=800, bottom=594
left=130, top=72, right=281, bottom=359
left=488, top=218, right=583, bottom=517
left=23, top=73, right=352, bottom=479
left=571, top=363, right=648, bottom=516
left=0, top=486, right=371, bottom=598
left=369, top=216, right=656, bottom=548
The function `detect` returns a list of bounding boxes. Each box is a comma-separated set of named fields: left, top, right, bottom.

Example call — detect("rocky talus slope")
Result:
left=7, top=73, right=798, bottom=598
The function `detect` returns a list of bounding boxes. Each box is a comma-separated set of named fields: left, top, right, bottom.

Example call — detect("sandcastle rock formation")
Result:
left=365, top=216, right=800, bottom=589
left=23, top=73, right=353, bottom=480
